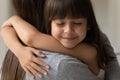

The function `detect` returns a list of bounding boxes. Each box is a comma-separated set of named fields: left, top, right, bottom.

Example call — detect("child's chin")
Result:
left=62, top=44, right=76, bottom=49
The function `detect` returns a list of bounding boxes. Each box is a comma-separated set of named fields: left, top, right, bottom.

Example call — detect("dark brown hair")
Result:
left=1, top=0, right=46, bottom=80
left=1, top=50, right=25, bottom=80
left=13, top=0, right=46, bottom=32
left=44, top=0, right=114, bottom=68
left=1, top=0, right=114, bottom=80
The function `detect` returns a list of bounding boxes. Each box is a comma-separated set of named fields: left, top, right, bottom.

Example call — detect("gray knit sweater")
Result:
left=25, top=35, right=120, bottom=80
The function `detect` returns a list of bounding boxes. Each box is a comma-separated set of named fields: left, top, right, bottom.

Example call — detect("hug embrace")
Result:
left=1, top=0, right=120, bottom=80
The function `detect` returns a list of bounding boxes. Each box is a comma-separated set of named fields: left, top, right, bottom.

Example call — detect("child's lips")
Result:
left=62, top=37, right=77, bottom=41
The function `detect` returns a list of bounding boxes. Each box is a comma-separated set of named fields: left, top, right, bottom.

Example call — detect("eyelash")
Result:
left=73, top=22, right=82, bottom=25
left=56, top=23, right=64, bottom=26
left=56, top=22, right=82, bottom=26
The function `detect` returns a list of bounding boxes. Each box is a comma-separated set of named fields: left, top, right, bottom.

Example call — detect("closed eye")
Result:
left=73, top=22, right=82, bottom=25
left=56, top=22, right=65, bottom=26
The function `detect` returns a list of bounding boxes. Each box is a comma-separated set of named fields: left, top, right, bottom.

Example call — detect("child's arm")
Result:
left=1, top=15, right=97, bottom=76
left=5, top=16, right=96, bottom=59
left=0, top=24, right=49, bottom=78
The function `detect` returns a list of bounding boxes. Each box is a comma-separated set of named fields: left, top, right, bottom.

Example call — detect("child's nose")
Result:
left=64, top=24, right=74, bottom=33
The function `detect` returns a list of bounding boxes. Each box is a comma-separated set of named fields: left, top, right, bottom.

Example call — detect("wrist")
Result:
left=10, top=43, right=25, bottom=57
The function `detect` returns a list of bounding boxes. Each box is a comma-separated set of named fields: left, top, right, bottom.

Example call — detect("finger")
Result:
left=32, top=57, right=49, bottom=69
left=29, top=62, right=47, bottom=75
left=23, top=67, right=34, bottom=78
left=32, top=49, right=45, bottom=57
left=26, top=64, right=42, bottom=78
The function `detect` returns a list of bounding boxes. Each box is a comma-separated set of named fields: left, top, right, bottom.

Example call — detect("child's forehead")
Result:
left=53, top=17, right=87, bottom=22
left=66, top=13, right=86, bottom=18
left=53, top=14, right=86, bottom=20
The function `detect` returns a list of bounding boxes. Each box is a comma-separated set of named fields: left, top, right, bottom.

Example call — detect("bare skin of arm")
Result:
left=1, top=16, right=99, bottom=76
left=1, top=25, right=49, bottom=78
left=6, top=16, right=96, bottom=59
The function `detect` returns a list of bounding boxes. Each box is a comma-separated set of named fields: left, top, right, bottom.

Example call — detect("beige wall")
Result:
left=0, top=0, right=12, bottom=25
left=92, top=0, right=120, bottom=52
left=0, top=0, right=11, bottom=67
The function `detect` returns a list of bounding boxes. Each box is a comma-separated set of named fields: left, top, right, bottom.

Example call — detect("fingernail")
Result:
left=41, top=54, right=45, bottom=57
left=44, top=72, right=47, bottom=75
left=39, top=74, right=42, bottom=78
left=46, top=65, right=49, bottom=69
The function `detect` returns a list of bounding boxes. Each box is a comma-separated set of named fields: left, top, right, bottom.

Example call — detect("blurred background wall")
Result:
left=0, top=0, right=120, bottom=68
left=0, top=0, right=12, bottom=67
left=92, top=0, right=120, bottom=53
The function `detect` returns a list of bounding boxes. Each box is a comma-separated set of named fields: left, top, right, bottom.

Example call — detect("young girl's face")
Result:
left=51, top=17, right=88, bottom=48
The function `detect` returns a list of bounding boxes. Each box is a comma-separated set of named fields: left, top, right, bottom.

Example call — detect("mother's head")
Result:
left=12, top=0, right=46, bottom=32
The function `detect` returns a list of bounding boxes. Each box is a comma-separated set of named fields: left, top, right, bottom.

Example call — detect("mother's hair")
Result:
left=1, top=0, right=46, bottom=80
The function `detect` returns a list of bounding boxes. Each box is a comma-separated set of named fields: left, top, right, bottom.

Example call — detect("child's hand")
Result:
left=15, top=46, right=49, bottom=78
